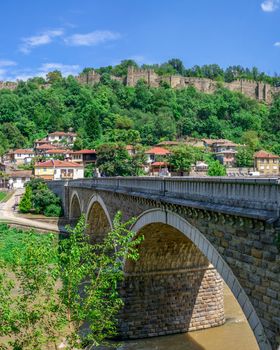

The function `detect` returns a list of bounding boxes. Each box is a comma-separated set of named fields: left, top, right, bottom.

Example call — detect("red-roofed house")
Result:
left=36, top=143, right=58, bottom=152
left=145, top=147, right=171, bottom=164
left=6, top=149, right=35, bottom=164
left=254, top=151, right=279, bottom=175
left=44, top=149, right=70, bottom=158
left=150, top=161, right=171, bottom=176
left=34, top=160, right=84, bottom=180
left=48, top=132, right=77, bottom=144
left=35, top=132, right=77, bottom=149
left=34, top=138, right=52, bottom=149
left=69, top=149, right=97, bottom=165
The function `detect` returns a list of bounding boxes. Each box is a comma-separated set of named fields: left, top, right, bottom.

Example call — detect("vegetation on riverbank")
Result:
left=0, top=191, right=7, bottom=202
left=19, top=178, right=62, bottom=217
left=0, top=213, right=142, bottom=349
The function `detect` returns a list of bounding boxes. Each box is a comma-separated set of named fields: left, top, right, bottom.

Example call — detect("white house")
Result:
left=47, top=132, right=77, bottom=145
left=7, top=170, right=32, bottom=189
left=7, top=149, right=35, bottom=164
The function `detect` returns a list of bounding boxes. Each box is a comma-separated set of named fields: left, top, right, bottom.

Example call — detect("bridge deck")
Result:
left=50, top=177, right=280, bottom=221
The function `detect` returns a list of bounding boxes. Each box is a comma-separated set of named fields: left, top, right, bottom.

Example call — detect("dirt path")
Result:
left=0, top=189, right=65, bottom=233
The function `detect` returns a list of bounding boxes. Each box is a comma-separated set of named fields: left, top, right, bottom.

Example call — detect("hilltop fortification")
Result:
left=75, top=67, right=280, bottom=103
left=0, top=81, right=18, bottom=91
left=1, top=67, right=280, bottom=103
left=125, top=66, right=280, bottom=103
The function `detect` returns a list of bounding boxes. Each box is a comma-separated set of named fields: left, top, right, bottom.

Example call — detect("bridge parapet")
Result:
left=65, top=177, right=280, bottom=221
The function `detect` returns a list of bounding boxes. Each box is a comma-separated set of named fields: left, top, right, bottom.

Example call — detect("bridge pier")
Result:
left=118, top=223, right=225, bottom=338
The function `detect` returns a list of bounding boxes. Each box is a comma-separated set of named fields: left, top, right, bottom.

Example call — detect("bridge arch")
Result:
left=69, top=191, right=82, bottom=225
left=86, top=194, right=112, bottom=243
left=124, top=208, right=271, bottom=350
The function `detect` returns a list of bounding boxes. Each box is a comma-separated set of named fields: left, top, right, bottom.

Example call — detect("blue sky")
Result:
left=0, top=0, right=279, bottom=81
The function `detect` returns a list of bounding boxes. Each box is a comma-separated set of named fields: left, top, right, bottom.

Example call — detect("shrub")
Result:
left=44, top=204, right=62, bottom=217
left=19, top=186, right=32, bottom=213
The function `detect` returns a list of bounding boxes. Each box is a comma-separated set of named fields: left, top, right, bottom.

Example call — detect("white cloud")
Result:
left=39, top=63, right=80, bottom=76
left=0, top=69, right=7, bottom=80
left=1, top=62, right=80, bottom=82
left=129, top=55, right=146, bottom=64
left=274, top=41, right=280, bottom=46
left=20, top=29, right=64, bottom=54
left=261, top=0, right=279, bottom=12
left=65, top=30, right=121, bottom=46
left=0, top=60, right=17, bottom=67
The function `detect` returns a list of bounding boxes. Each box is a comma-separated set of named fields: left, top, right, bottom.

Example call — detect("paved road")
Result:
left=0, top=189, right=63, bottom=233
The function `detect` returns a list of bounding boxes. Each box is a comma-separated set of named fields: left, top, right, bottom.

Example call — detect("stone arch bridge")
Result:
left=48, top=177, right=280, bottom=350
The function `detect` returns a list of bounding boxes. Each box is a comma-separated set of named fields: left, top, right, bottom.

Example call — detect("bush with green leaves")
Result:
left=19, top=178, right=62, bottom=217
left=207, top=160, right=227, bottom=176
left=44, top=203, right=62, bottom=217
left=18, top=186, right=32, bottom=213
left=0, top=213, right=143, bottom=349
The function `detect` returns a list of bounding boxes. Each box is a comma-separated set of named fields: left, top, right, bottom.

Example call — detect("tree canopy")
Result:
left=0, top=60, right=279, bottom=157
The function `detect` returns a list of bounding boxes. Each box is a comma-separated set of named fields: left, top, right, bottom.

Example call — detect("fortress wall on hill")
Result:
left=1, top=67, right=280, bottom=103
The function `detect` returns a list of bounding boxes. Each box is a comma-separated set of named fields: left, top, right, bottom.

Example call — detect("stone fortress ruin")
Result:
left=1, top=66, right=280, bottom=103
left=76, top=66, right=280, bottom=103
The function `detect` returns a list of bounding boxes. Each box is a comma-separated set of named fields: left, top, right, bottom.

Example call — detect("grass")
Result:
left=0, top=191, right=7, bottom=202
left=0, top=224, right=58, bottom=264
left=0, top=190, right=14, bottom=203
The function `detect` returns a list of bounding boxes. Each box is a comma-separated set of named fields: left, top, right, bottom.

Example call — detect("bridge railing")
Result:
left=67, top=177, right=280, bottom=213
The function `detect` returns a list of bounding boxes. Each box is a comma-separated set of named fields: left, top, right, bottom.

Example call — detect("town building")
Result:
left=34, top=131, right=77, bottom=150
left=35, top=143, right=58, bottom=153
left=254, top=150, right=279, bottom=175
left=211, top=141, right=239, bottom=167
left=145, top=146, right=171, bottom=164
left=34, top=138, right=52, bottom=149
left=5, top=170, right=32, bottom=189
left=69, top=150, right=97, bottom=165
left=44, top=149, right=70, bottom=159
left=5, top=149, right=35, bottom=164
left=47, top=131, right=77, bottom=145
left=149, top=161, right=171, bottom=176
left=34, top=160, right=84, bottom=180
left=202, top=139, right=233, bottom=152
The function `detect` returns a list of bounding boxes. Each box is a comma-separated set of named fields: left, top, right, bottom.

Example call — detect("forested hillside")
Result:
left=0, top=60, right=280, bottom=156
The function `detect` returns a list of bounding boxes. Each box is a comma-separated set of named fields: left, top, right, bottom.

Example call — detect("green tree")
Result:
left=241, top=130, right=260, bottom=151
left=84, top=163, right=95, bottom=178
left=0, top=213, right=143, bottom=349
left=46, top=70, right=63, bottom=84
left=207, top=160, right=227, bottom=176
left=96, top=143, right=132, bottom=176
left=84, top=103, right=102, bottom=140
left=18, top=179, right=62, bottom=216
left=169, top=146, right=203, bottom=174
left=236, top=147, right=254, bottom=167
left=19, top=186, right=32, bottom=213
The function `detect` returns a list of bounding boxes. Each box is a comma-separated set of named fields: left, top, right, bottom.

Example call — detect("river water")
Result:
left=107, top=284, right=259, bottom=350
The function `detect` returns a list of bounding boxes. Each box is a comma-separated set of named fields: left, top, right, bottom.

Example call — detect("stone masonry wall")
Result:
left=2, top=67, right=279, bottom=103
left=119, top=222, right=225, bottom=338
left=119, top=268, right=224, bottom=338
left=126, top=66, right=280, bottom=103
